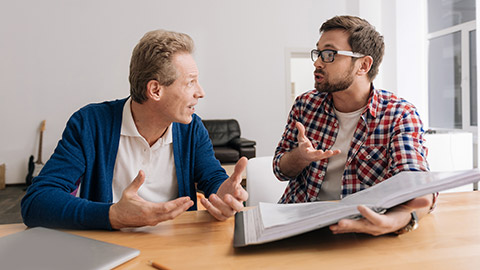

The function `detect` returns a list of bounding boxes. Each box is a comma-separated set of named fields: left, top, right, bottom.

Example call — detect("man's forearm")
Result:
left=386, top=194, right=434, bottom=232
left=278, top=149, right=311, bottom=178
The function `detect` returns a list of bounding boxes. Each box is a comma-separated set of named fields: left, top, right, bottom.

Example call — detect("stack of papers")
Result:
left=234, top=169, right=480, bottom=247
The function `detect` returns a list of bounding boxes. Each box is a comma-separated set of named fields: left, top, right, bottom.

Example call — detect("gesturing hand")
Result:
left=109, top=170, right=193, bottom=229
left=279, top=122, right=341, bottom=177
left=295, top=122, right=341, bottom=162
left=201, top=157, right=249, bottom=221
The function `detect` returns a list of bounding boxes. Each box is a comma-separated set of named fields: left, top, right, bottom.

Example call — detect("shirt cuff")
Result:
left=273, top=152, right=296, bottom=182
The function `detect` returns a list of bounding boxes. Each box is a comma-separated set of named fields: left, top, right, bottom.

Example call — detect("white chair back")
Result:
left=246, top=156, right=289, bottom=206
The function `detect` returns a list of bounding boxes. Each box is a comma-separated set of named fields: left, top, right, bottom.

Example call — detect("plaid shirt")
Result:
left=273, top=87, right=429, bottom=203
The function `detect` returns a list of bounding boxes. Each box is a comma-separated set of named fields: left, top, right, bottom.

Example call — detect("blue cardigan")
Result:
left=21, top=98, right=228, bottom=230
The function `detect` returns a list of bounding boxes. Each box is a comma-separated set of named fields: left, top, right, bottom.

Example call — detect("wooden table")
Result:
left=1, top=192, right=480, bottom=269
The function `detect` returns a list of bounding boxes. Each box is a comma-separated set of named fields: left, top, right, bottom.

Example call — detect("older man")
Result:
left=22, top=30, right=247, bottom=230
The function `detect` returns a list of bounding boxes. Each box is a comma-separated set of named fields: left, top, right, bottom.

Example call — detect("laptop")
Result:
left=0, top=227, right=140, bottom=270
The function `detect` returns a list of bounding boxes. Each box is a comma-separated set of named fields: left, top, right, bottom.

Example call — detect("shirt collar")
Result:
left=121, top=97, right=140, bottom=137
left=121, top=97, right=173, bottom=146
left=365, top=84, right=379, bottom=118
left=322, top=83, right=378, bottom=118
left=159, top=123, right=173, bottom=147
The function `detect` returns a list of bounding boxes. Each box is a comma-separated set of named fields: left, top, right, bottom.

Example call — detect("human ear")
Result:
left=357, top=56, right=373, bottom=76
left=146, top=80, right=163, bottom=101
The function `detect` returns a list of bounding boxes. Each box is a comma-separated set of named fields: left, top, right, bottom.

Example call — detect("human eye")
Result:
left=321, top=50, right=335, bottom=62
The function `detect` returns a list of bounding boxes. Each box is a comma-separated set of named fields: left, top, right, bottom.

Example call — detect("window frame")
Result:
left=427, top=20, right=477, bottom=133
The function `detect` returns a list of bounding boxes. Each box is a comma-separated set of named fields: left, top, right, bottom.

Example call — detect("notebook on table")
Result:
left=0, top=226, right=140, bottom=270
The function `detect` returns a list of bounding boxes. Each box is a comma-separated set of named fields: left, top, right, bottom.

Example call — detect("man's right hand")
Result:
left=279, top=122, right=341, bottom=177
left=109, top=170, right=193, bottom=229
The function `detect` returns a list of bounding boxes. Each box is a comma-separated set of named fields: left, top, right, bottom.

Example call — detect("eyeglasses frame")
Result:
left=311, top=49, right=365, bottom=63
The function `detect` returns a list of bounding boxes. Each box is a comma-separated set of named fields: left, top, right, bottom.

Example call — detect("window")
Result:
left=427, top=0, right=477, bottom=132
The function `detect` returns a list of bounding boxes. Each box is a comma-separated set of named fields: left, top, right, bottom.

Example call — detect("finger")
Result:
left=295, top=122, right=307, bottom=141
left=163, top=200, right=193, bottom=218
left=331, top=206, right=387, bottom=235
left=159, top=196, right=193, bottom=213
left=356, top=205, right=384, bottom=226
left=305, top=149, right=341, bottom=162
left=330, top=149, right=342, bottom=155
left=124, top=170, right=145, bottom=194
left=208, top=194, right=235, bottom=220
left=330, top=215, right=375, bottom=235
left=155, top=197, right=193, bottom=221
left=231, top=157, right=248, bottom=182
left=233, top=187, right=249, bottom=201
left=223, top=194, right=244, bottom=212
left=210, top=194, right=236, bottom=217
left=329, top=219, right=359, bottom=234
left=330, top=206, right=379, bottom=234
left=310, top=149, right=341, bottom=159
left=201, top=197, right=227, bottom=221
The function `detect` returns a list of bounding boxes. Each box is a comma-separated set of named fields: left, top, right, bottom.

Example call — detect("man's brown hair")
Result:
left=320, top=15, right=384, bottom=81
left=129, top=30, right=194, bottom=103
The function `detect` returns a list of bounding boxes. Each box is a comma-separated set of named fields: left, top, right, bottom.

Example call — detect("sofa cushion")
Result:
left=213, top=146, right=240, bottom=163
left=202, top=119, right=240, bottom=146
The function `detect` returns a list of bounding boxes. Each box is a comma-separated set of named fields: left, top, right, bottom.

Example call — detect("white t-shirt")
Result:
left=112, top=98, right=178, bottom=203
left=316, top=106, right=365, bottom=201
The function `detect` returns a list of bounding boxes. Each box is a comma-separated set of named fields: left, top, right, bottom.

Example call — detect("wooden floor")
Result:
left=0, top=185, right=26, bottom=224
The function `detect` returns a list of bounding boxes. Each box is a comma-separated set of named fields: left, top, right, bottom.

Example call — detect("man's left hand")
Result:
left=200, top=157, right=249, bottom=221
left=329, top=195, right=432, bottom=236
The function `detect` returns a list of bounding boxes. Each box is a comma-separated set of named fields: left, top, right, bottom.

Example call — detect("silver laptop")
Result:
left=0, top=227, right=140, bottom=270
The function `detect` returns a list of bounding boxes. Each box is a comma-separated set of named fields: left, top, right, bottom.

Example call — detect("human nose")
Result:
left=195, top=83, right=205, bottom=99
left=313, top=57, right=325, bottom=69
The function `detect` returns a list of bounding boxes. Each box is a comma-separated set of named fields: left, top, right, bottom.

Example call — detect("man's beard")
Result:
left=315, top=65, right=355, bottom=93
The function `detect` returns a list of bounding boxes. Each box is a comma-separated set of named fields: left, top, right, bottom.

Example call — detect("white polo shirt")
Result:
left=112, top=98, right=178, bottom=203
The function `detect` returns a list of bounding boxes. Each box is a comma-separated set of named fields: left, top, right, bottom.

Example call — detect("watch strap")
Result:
left=394, top=211, right=419, bottom=235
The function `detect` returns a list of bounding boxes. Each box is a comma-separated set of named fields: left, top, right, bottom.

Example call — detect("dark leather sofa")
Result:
left=202, top=119, right=256, bottom=164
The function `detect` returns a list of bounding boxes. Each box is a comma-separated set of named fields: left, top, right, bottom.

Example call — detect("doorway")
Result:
left=285, top=50, right=314, bottom=115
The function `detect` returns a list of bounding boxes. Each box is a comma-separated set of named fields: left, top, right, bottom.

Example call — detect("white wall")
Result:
left=0, top=0, right=352, bottom=184
left=0, top=0, right=432, bottom=185
left=356, top=0, right=428, bottom=123
left=394, top=0, right=429, bottom=125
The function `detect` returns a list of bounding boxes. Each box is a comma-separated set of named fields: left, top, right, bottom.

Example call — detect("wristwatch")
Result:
left=394, top=211, right=419, bottom=235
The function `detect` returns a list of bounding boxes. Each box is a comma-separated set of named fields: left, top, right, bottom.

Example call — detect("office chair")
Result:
left=245, top=156, right=289, bottom=207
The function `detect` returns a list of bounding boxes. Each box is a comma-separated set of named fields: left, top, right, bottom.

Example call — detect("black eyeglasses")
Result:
left=311, top=49, right=365, bottom=63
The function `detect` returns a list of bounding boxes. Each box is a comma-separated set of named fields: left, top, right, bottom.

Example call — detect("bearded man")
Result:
left=273, top=15, right=435, bottom=236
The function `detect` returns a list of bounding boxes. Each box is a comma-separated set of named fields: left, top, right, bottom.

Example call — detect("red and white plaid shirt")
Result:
left=273, top=87, right=429, bottom=203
